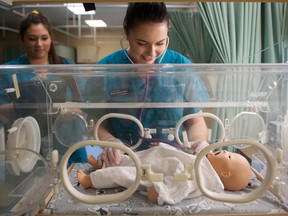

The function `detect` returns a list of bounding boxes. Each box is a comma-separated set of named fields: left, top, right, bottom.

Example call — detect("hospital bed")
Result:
left=0, top=64, right=288, bottom=215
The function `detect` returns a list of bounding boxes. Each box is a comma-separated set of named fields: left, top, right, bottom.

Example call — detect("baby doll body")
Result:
left=76, top=142, right=251, bottom=205
left=77, top=155, right=160, bottom=203
left=78, top=156, right=166, bottom=204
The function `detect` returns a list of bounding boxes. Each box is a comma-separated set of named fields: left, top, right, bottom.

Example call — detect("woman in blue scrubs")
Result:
left=1, top=10, right=73, bottom=104
left=0, top=10, right=87, bottom=164
left=84, top=3, right=209, bottom=167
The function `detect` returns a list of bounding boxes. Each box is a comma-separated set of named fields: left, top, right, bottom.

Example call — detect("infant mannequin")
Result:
left=77, top=141, right=251, bottom=205
left=206, top=150, right=251, bottom=191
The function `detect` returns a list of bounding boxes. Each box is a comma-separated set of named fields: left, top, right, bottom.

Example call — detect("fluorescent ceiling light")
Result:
left=65, top=3, right=95, bottom=15
left=85, top=20, right=107, bottom=27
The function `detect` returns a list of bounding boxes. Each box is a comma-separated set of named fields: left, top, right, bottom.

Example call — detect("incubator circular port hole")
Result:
left=6, top=116, right=41, bottom=175
left=54, top=112, right=88, bottom=147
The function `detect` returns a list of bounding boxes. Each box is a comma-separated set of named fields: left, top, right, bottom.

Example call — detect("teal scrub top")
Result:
left=83, top=49, right=210, bottom=150
left=1, top=54, right=87, bottom=164
left=98, top=49, right=191, bottom=64
left=1, top=54, right=74, bottom=104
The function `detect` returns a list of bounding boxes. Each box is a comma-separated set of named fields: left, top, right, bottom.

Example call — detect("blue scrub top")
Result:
left=1, top=54, right=74, bottom=104
left=1, top=54, right=87, bottom=164
left=83, top=49, right=210, bottom=150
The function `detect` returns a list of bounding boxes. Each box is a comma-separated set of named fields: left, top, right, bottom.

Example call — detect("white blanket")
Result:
left=90, top=144, right=224, bottom=205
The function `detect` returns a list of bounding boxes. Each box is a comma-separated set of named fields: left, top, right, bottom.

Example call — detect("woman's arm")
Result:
left=184, top=116, right=208, bottom=142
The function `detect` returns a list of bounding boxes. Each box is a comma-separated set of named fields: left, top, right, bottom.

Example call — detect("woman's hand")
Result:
left=97, top=138, right=124, bottom=167
left=184, top=140, right=209, bottom=155
left=98, top=147, right=123, bottom=167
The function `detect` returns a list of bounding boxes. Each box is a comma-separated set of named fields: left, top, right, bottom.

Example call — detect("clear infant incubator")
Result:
left=0, top=64, right=287, bottom=215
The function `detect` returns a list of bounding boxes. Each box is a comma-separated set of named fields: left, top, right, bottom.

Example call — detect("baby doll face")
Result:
left=207, top=150, right=251, bottom=191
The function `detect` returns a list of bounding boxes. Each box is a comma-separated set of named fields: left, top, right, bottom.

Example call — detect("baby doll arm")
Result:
left=87, top=154, right=103, bottom=170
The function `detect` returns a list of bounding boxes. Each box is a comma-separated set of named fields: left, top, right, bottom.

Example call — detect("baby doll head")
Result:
left=207, top=150, right=251, bottom=191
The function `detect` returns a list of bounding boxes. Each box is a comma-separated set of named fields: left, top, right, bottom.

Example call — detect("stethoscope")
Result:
left=94, top=112, right=225, bottom=152
left=93, top=110, right=268, bottom=152
left=50, top=82, right=267, bottom=153
left=53, top=35, right=171, bottom=149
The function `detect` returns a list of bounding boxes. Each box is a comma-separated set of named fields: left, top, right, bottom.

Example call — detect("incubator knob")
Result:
left=144, top=129, right=152, bottom=139
left=146, top=134, right=152, bottom=139
left=162, top=128, right=175, bottom=141
left=168, top=133, right=174, bottom=141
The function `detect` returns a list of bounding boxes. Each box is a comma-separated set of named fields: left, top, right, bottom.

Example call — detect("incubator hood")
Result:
left=0, top=64, right=287, bottom=215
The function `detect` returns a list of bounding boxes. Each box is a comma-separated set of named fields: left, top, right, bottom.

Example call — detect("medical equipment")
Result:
left=54, top=111, right=89, bottom=147
left=94, top=113, right=144, bottom=150
left=94, top=111, right=225, bottom=153
left=0, top=64, right=288, bottom=215
left=5, top=79, right=67, bottom=104
left=6, top=116, right=41, bottom=175
left=59, top=138, right=274, bottom=204
left=281, top=112, right=288, bottom=161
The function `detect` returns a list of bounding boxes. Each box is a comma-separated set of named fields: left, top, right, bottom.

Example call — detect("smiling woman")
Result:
left=83, top=2, right=209, bottom=168
left=0, top=10, right=89, bottom=165
left=3, top=10, right=72, bottom=65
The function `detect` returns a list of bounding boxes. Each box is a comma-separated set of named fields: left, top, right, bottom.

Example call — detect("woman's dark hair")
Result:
left=123, top=2, right=169, bottom=35
left=19, top=10, right=63, bottom=64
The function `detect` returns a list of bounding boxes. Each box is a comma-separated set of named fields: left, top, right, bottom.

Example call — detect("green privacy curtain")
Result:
left=198, top=2, right=262, bottom=63
left=197, top=2, right=288, bottom=147
left=261, top=3, right=288, bottom=63
left=168, top=11, right=215, bottom=63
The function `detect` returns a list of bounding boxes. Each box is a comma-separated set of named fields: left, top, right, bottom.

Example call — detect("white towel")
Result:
left=90, top=144, right=224, bottom=205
